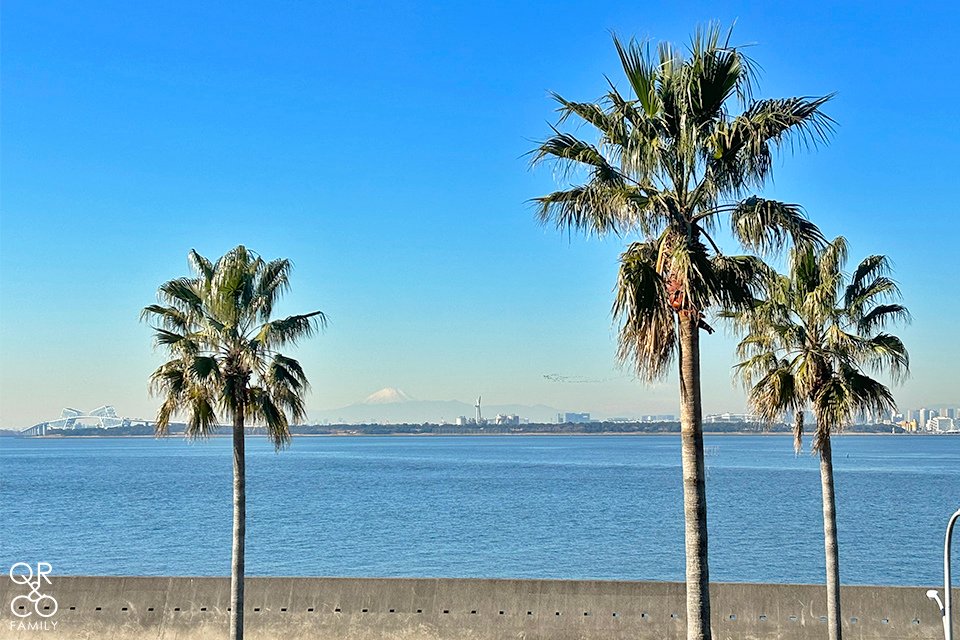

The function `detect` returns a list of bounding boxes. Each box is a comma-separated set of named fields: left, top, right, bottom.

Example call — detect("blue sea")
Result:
left=0, top=434, right=957, bottom=586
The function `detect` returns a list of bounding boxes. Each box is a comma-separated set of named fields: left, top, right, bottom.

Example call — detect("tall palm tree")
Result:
left=731, top=236, right=909, bottom=640
left=143, top=246, right=324, bottom=640
left=531, top=24, right=832, bottom=640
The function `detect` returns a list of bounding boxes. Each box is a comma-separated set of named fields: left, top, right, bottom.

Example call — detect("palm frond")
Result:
left=731, top=197, right=824, bottom=255
left=247, top=387, right=291, bottom=449
left=184, top=387, right=220, bottom=439
left=686, top=22, right=756, bottom=120
left=612, top=241, right=676, bottom=381
left=710, top=95, right=834, bottom=190
left=532, top=183, right=653, bottom=236
left=158, top=278, right=204, bottom=312
left=612, top=35, right=661, bottom=116
left=255, top=311, right=326, bottom=348
left=747, top=364, right=800, bottom=424
left=858, top=333, right=910, bottom=383
left=856, top=303, right=911, bottom=334
left=847, top=254, right=891, bottom=295
left=188, top=249, right=215, bottom=282
left=552, top=92, right=629, bottom=147
left=253, top=258, right=292, bottom=321
left=190, top=355, right=221, bottom=382
left=152, top=328, right=200, bottom=354
left=706, top=253, right=769, bottom=311
left=141, top=304, right=193, bottom=332
left=530, top=129, right=617, bottom=173
left=844, top=257, right=901, bottom=318
left=268, top=354, right=309, bottom=392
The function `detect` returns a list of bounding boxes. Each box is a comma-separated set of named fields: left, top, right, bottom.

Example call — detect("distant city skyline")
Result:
left=2, top=1, right=959, bottom=428
left=10, top=389, right=960, bottom=432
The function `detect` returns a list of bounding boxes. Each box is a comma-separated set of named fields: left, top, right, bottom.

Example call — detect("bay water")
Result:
left=1, top=434, right=956, bottom=585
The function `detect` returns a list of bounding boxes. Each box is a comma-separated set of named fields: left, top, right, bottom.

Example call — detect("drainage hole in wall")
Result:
left=471, top=610, right=477, bottom=614
left=819, top=616, right=827, bottom=623
left=95, top=607, right=102, bottom=611
left=17, top=606, right=25, bottom=610
left=174, top=608, right=181, bottom=612
left=280, top=608, right=288, bottom=612
left=499, top=611, right=504, bottom=615
left=147, top=608, right=153, bottom=612
left=254, top=608, right=261, bottom=612
left=335, top=608, right=341, bottom=613
left=729, top=614, right=736, bottom=621
left=670, top=613, right=678, bottom=620
left=527, top=611, right=533, bottom=616
left=789, top=615, right=798, bottom=622
left=307, top=608, right=314, bottom=612
left=850, top=617, right=858, bottom=624
left=612, top=612, right=619, bottom=618
left=416, top=609, right=422, bottom=614
left=361, top=608, right=368, bottom=613
left=759, top=615, right=767, bottom=622
left=199, top=608, right=206, bottom=612
left=45, top=606, right=53, bottom=611
left=69, top=607, right=76, bottom=611
left=583, top=612, right=589, bottom=616
left=389, top=609, right=395, bottom=613
left=881, top=619, right=889, bottom=625
left=442, top=610, right=449, bottom=614
left=913, top=619, right=921, bottom=625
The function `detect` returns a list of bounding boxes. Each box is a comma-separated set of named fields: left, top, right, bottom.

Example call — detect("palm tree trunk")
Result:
left=678, top=311, right=711, bottom=640
left=819, top=435, right=842, bottom=640
left=230, top=407, right=246, bottom=640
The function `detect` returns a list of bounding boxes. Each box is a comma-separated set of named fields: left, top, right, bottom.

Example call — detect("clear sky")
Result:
left=1, top=0, right=958, bottom=428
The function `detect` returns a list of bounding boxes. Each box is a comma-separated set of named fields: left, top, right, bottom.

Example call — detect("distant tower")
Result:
left=475, top=396, right=482, bottom=425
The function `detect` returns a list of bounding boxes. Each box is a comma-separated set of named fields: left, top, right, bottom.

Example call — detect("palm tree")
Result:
left=531, top=24, right=832, bottom=640
left=731, top=237, right=909, bottom=640
left=142, top=246, right=324, bottom=640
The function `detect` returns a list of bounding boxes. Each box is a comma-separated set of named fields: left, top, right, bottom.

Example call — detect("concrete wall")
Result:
left=1, top=576, right=955, bottom=640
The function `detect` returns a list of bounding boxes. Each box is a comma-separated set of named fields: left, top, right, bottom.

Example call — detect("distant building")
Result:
left=926, top=416, right=956, bottom=433
left=898, top=419, right=919, bottom=433
left=704, top=413, right=760, bottom=424
left=455, top=416, right=470, bottom=426
left=495, top=414, right=520, bottom=426
left=558, top=412, right=591, bottom=424
left=639, top=414, right=675, bottom=422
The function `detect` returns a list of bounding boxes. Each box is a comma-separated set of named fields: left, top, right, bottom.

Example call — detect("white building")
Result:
left=926, top=416, right=957, bottom=433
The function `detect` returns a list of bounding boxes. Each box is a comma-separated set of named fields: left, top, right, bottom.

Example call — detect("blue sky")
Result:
left=2, top=0, right=958, bottom=427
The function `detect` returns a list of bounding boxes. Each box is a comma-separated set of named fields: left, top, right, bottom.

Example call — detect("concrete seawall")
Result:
left=1, top=576, right=955, bottom=639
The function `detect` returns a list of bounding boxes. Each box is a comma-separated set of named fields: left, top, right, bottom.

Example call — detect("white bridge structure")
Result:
left=22, top=406, right=146, bottom=435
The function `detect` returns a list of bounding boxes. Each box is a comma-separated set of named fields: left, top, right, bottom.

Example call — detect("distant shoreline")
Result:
left=12, top=430, right=949, bottom=440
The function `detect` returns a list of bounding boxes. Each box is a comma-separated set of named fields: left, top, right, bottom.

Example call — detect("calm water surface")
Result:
left=1, top=435, right=957, bottom=585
